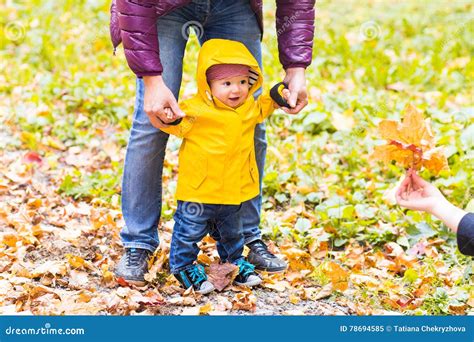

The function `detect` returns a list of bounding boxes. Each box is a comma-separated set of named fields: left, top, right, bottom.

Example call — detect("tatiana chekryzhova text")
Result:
left=393, top=325, right=466, bottom=333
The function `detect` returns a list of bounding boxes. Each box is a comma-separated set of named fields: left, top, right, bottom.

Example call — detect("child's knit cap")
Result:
left=206, top=63, right=250, bottom=82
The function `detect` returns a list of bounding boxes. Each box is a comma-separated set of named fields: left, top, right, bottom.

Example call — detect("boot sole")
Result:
left=254, top=266, right=287, bottom=274
left=196, top=286, right=215, bottom=295
left=234, top=277, right=262, bottom=287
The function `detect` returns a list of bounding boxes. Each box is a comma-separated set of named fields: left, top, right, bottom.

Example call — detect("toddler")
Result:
left=161, top=39, right=288, bottom=293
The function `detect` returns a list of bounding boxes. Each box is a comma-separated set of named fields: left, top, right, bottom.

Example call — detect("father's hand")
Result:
left=143, top=76, right=185, bottom=129
left=282, top=67, right=308, bottom=114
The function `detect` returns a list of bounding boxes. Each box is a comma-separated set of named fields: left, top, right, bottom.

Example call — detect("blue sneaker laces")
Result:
left=188, top=264, right=207, bottom=284
left=236, top=259, right=255, bottom=277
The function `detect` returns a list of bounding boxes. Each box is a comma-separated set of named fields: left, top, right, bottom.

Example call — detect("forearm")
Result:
left=284, top=67, right=306, bottom=88
left=276, top=0, right=315, bottom=69
left=431, top=199, right=467, bottom=233
left=143, top=75, right=164, bottom=89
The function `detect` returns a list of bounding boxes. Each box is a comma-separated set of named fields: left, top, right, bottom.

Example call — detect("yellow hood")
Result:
left=196, top=39, right=263, bottom=107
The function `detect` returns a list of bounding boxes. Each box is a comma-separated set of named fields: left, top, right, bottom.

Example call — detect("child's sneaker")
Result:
left=234, top=259, right=262, bottom=287
left=174, top=264, right=215, bottom=294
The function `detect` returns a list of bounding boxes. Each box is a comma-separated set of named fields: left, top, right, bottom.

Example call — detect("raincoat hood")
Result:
left=196, top=39, right=263, bottom=108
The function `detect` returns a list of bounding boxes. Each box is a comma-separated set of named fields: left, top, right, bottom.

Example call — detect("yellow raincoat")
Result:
left=161, top=39, right=275, bottom=205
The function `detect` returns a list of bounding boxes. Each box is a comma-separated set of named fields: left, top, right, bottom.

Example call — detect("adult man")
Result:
left=111, top=0, right=315, bottom=285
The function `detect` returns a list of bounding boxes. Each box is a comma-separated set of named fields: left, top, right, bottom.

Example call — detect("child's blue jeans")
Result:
left=169, top=200, right=244, bottom=274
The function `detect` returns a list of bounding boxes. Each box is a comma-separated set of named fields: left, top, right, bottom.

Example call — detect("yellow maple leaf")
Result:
left=372, top=104, right=449, bottom=174
left=323, top=261, right=349, bottom=291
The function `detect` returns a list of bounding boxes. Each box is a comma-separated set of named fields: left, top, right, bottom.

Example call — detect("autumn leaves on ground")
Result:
left=0, top=1, right=472, bottom=315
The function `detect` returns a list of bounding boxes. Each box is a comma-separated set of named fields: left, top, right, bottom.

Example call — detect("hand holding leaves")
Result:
left=395, top=169, right=446, bottom=214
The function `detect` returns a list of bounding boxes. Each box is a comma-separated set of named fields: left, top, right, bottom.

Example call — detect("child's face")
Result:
left=209, top=75, right=250, bottom=108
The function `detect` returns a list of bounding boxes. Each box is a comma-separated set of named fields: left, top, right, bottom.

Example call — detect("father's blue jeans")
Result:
left=169, top=201, right=244, bottom=273
left=120, top=0, right=266, bottom=252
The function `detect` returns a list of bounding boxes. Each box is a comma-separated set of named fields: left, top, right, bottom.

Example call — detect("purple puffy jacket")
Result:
left=110, top=0, right=315, bottom=77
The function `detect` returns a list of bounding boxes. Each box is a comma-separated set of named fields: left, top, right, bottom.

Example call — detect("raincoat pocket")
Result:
left=248, top=150, right=259, bottom=183
left=190, top=154, right=208, bottom=189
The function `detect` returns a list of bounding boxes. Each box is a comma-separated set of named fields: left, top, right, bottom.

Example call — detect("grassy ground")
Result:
left=0, top=0, right=472, bottom=315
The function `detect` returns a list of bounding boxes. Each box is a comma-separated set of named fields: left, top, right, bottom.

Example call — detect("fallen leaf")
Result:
left=168, top=296, right=196, bottom=306
left=263, top=279, right=291, bottom=292
left=313, top=283, right=334, bottom=300
left=2, top=234, right=19, bottom=248
left=322, top=261, right=349, bottom=291
left=23, top=151, right=42, bottom=164
left=68, top=270, right=89, bottom=288
left=331, top=109, right=355, bottom=131
left=289, top=294, right=301, bottom=304
left=77, top=291, right=93, bottom=303
left=101, top=264, right=114, bottom=283
left=448, top=303, right=467, bottom=315
left=281, top=247, right=314, bottom=272
left=199, top=302, right=213, bottom=315
left=131, top=291, right=165, bottom=307
left=231, top=291, right=257, bottom=312
left=116, top=277, right=129, bottom=287
left=65, top=254, right=94, bottom=270
left=206, top=262, right=239, bottom=291
left=31, top=260, right=67, bottom=278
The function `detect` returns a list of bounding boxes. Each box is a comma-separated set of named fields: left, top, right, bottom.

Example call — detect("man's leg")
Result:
left=115, top=8, right=191, bottom=284
left=200, top=0, right=287, bottom=272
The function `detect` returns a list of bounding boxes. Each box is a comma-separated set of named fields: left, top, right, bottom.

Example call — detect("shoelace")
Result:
left=188, top=264, right=206, bottom=284
left=126, top=248, right=146, bottom=267
left=236, top=259, right=255, bottom=277
left=250, top=241, right=275, bottom=258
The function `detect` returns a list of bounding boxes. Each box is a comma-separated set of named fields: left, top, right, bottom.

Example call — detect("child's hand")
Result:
left=281, top=89, right=297, bottom=113
left=272, top=89, right=294, bottom=111
left=395, top=169, right=446, bottom=214
left=270, top=83, right=295, bottom=111
left=164, top=107, right=173, bottom=120
left=164, top=107, right=185, bottom=122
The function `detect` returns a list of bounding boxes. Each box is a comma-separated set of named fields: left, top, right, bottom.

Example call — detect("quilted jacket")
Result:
left=110, top=0, right=315, bottom=76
